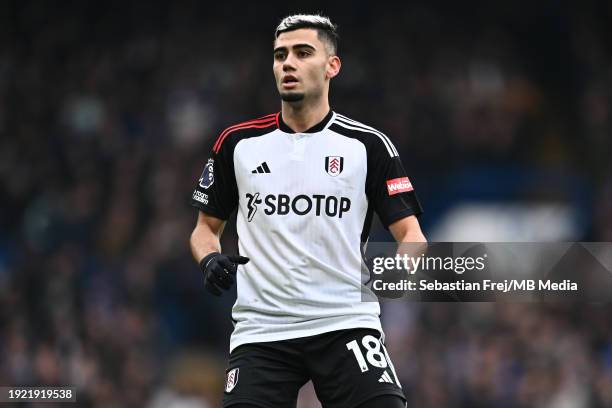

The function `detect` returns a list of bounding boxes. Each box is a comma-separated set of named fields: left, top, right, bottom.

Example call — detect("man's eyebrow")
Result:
left=273, top=44, right=316, bottom=53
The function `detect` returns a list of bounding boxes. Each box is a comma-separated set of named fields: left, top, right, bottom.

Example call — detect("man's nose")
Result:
left=282, top=54, right=296, bottom=71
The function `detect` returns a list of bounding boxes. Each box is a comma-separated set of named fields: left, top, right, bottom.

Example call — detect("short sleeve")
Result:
left=366, top=139, right=423, bottom=228
left=190, top=138, right=238, bottom=220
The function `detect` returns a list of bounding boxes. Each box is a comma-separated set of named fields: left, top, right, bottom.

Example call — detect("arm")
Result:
left=388, top=215, right=427, bottom=244
left=190, top=210, right=226, bottom=264
left=190, top=210, right=249, bottom=296
left=189, top=128, right=246, bottom=295
left=389, top=215, right=427, bottom=275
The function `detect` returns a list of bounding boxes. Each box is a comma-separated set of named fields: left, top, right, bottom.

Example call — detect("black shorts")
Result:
left=222, top=328, right=405, bottom=408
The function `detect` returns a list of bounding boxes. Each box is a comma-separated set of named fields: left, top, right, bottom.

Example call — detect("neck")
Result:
left=281, top=98, right=330, bottom=133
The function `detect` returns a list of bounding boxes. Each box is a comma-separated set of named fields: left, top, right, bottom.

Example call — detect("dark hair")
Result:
left=275, top=14, right=338, bottom=55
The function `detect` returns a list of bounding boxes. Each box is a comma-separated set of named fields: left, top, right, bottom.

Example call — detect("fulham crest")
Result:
left=325, top=156, right=344, bottom=177
left=225, top=368, right=239, bottom=393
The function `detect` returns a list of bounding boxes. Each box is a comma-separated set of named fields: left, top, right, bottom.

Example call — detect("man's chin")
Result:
left=280, top=92, right=305, bottom=102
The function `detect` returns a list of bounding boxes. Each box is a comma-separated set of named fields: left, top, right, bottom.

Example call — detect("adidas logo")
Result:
left=378, top=370, right=394, bottom=384
left=252, top=162, right=271, bottom=174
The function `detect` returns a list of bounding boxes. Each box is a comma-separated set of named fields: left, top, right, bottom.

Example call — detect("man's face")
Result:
left=273, top=28, right=336, bottom=103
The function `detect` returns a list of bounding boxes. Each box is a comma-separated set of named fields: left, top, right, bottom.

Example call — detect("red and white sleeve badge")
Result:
left=386, top=177, right=413, bottom=195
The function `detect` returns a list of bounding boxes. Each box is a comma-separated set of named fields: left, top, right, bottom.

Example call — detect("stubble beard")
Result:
left=280, top=91, right=305, bottom=102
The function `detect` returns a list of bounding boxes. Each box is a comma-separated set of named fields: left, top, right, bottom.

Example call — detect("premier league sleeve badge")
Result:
left=199, top=158, right=215, bottom=189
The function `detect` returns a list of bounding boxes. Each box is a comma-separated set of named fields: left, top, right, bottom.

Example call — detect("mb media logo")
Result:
left=245, top=193, right=351, bottom=222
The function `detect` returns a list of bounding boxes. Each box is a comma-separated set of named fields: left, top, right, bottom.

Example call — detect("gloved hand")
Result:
left=200, top=252, right=250, bottom=296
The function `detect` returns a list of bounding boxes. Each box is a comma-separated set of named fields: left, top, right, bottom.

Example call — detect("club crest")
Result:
left=225, top=368, right=239, bottom=393
left=325, top=156, right=344, bottom=177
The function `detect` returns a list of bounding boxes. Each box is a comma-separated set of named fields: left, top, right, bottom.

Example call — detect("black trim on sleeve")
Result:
left=378, top=191, right=423, bottom=228
left=381, top=207, right=421, bottom=229
left=190, top=201, right=230, bottom=221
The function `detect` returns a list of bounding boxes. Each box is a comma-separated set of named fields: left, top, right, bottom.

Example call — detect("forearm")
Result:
left=397, top=228, right=427, bottom=244
left=190, top=222, right=224, bottom=264
left=389, top=216, right=427, bottom=272
left=389, top=215, right=427, bottom=244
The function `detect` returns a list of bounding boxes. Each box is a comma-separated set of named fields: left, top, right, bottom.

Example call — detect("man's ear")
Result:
left=326, top=56, right=341, bottom=79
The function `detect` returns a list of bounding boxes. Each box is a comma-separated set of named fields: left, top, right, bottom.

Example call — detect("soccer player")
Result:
left=190, top=14, right=426, bottom=408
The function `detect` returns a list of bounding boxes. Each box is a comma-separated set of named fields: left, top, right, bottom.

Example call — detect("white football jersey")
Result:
left=191, top=111, right=422, bottom=352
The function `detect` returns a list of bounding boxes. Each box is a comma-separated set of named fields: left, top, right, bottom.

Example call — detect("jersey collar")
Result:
left=277, top=110, right=334, bottom=133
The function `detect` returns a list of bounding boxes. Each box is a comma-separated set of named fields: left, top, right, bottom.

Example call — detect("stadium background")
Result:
left=1, top=0, right=611, bottom=406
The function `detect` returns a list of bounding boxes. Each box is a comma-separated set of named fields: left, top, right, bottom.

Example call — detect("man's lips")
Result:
left=282, top=75, right=299, bottom=88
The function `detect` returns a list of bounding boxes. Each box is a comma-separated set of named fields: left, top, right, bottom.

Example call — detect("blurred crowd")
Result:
left=383, top=303, right=612, bottom=408
left=0, top=0, right=611, bottom=406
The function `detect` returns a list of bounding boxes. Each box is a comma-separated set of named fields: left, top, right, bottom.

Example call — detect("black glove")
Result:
left=200, top=252, right=250, bottom=296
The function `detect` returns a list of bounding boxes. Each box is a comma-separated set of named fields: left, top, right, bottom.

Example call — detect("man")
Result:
left=190, top=14, right=426, bottom=408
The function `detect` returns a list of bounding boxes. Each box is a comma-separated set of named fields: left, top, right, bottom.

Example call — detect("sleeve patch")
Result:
left=192, top=190, right=209, bottom=204
left=199, top=158, right=215, bottom=189
left=386, top=177, right=413, bottom=195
